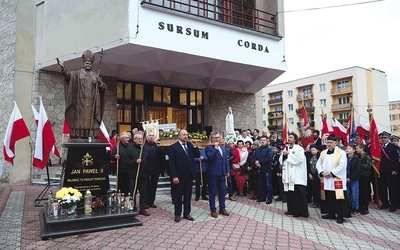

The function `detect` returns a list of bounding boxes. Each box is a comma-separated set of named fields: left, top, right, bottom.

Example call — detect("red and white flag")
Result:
left=332, top=118, right=348, bottom=146
left=300, top=106, right=314, bottom=149
left=99, top=121, right=110, bottom=143
left=31, top=105, right=60, bottom=158
left=33, top=98, right=57, bottom=169
left=355, top=114, right=370, bottom=141
left=369, top=118, right=380, bottom=174
left=3, top=101, right=30, bottom=165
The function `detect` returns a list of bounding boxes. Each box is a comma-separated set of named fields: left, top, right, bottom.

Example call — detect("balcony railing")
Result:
left=331, top=86, right=353, bottom=95
left=331, top=103, right=351, bottom=111
left=142, top=0, right=278, bottom=35
left=268, top=111, right=283, bottom=119
left=268, top=98, right=283, bottom=105
left=296, top=93, right=313, bottom=101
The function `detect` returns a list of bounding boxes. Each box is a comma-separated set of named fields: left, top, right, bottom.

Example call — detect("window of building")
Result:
left=398, top=103, right=400, bottom=109
left=390, top=125, right=397, bottom=132
left=274, top=93, right=282, bottom=100
left=320, top=99, right=326, bottom=108
left=389, top=103, right=395, bottom=110
left=303, top=87, right=312, bottom=95
left=288, top=90, right=293, bottom=98
left=337, top=80, right=349, bottom=89
left=262, top=120, right=267, bottom=128
left=339, top=113, right=349, bottom=120
left=319, top=83, right=326, bottom=92
left=275, top=106, right=283, bottom=112
left=288, top=104, right=293, bottom=111
left=262, top=95, right=266, bottom=102
left=338, top=97, right=350, bottom=104
left=262, top=108, right=266, bottom=115
left=304, top=101, right=313, bottom=108
left=398, top=114, right=400, bottom=120
left=288, top=118, right=294, bottom=125
left=390, top=114, right=396, bottom=121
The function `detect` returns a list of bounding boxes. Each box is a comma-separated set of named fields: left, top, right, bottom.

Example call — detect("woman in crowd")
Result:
left=346, top=144, right=361, bottom=216
left=236, top=140, right=249, bottom=196
left=308, top=144, right=321, bottom=208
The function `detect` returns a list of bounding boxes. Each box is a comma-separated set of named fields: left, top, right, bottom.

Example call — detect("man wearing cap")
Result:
left=280, top=132, right=309, bottom=218
left=379, top=131, right=399, bottom=212
left=352, top=133, right=361, bottom=144
left=316, top=135, right=350, bottom=224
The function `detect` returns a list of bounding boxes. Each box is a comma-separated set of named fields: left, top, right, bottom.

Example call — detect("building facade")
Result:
left=0, top=0, right=286, bottom=184
left=389, top=100, right=400, bottom=137
left=259, top=67, right=390, bottom=139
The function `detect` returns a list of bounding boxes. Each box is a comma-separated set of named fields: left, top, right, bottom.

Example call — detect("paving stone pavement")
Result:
left=1, top=185, right=400, bottom=249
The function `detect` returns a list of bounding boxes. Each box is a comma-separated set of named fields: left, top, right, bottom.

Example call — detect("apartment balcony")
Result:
left=295, top=106, right=315, bottom=115
left=331, top=103, right=351, bottom=111
left=331, top=86, right=353, bottom=96
left=296, top=93, right=313, bottom=101
left=268, top=98, right=283, bottom=105
left=268, top=111, right=283, bottom=119
left=143, top=0, right=278, bottom=36
left=268, top=124, right=283, bottom=131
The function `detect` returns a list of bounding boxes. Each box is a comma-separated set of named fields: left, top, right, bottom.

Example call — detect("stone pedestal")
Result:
left=40, top=204, right=142, bottom=239
left=63, top=143, right=110, bottom=197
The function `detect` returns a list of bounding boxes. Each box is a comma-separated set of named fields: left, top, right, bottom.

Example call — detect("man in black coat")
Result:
left=111, top=133, right=131, bottom=197
left=168, top=129, right=200, bottom=222
left=144, top=131, right=166, bottom=208
left=378, top=131, right=399, bottom=212
left=125, top=133, right=151, bottom=216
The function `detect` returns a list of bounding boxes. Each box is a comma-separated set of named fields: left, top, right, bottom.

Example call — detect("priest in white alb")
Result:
left=280, top=132, right=309, bottom=218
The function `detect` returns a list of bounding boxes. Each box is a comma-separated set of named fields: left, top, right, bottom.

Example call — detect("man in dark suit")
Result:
left=168, top=129, right=199, bottom=222
left=379, top=131, right=399, bottom=212
left=205, top=131, right=231, bottom=218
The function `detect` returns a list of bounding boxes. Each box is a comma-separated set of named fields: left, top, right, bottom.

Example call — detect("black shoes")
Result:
left=379, top=204, right=389, bottom=209
left=183, top=214, right=195, bottom=221
left=266, top=200, right=272, bottom=204
left=284, top=211, right=293, bottom=215
left=322, top=214, right=337, bottom=219
left=195, top=196, right=200, bottom=201
left=360, top=210, right=369, bottom=215
left=202, top=196, right=209, bottom=201
left=389, top=207, right=397, bottom=212
left=336, top=217, right=344, bottom=224
left=174, top=216, right=181, bottom=222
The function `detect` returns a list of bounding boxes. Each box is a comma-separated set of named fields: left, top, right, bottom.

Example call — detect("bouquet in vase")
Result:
left=55, top=187, right=83, bottom=209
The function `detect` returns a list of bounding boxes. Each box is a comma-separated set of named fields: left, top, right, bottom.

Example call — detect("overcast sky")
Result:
left=271, top=0, right=400, bottom=101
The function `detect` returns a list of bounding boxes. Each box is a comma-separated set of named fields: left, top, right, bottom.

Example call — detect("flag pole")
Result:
left=115, top=135, right=120, bottom=192
left=367, top=103, right=381, bottom=209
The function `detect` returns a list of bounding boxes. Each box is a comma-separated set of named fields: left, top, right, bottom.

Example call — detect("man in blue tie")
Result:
left=205, top=131, right=231, bottom=218
left=169, top=129, right=199, bottom=222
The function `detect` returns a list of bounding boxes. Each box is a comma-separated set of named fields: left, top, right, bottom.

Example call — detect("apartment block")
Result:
left=258, top=67, right=390, bottom=138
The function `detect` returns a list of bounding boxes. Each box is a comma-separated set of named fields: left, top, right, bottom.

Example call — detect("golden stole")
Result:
left=319, top=149, right=345, bottom=200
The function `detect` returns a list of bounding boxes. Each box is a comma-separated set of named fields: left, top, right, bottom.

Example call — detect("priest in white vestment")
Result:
left=279, top=132, right=309, bottom=218
left=316, top=134, right=351, bottom=224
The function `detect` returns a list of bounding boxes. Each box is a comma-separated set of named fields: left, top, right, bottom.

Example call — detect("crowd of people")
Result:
left=106, top=126, right=400, bottom=224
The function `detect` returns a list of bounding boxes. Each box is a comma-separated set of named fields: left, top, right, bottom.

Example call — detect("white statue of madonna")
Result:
left=225, top=107, right=236, bottom=142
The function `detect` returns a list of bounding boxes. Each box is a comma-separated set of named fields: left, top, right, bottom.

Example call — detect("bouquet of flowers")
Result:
left=55, top=187, right=83, bottom=209
left=92, top=197, right=105, bottom=209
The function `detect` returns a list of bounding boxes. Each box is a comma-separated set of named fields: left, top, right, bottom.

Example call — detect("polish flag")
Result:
left=332, top=118, right=348, bottom=146
left=33, top=98, right=57, bottom=169
left=300, top=106, right=314, bottom=149
left=99, top=121, right=110, bottom=143
left=3, top=101, right=30, bottom=165
left=355, top=115, right=370, bottom=141
left=31, top=105, right=60, bottom=158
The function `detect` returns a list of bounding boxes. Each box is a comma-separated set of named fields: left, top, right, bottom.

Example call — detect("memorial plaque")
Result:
left=63, top=143, right=110, bottom=197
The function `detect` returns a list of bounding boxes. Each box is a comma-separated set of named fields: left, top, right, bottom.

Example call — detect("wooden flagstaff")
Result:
left=115, top=135, right=120, bottom=192
left=367, top=103, right=381, bottom=209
